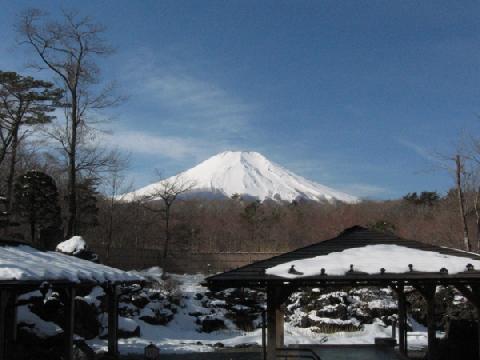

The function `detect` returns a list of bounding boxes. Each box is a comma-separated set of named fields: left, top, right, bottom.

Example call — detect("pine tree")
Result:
left=14, top=171, right=61, bottom=246
left=0, top=71, right=62, bottom=211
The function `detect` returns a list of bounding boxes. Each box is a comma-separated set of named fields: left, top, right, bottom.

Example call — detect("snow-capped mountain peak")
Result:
left=123, top=151, right=358, bottom=203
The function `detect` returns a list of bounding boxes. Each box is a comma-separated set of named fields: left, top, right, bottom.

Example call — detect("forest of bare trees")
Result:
left=82, top=189, right=480, bottom=258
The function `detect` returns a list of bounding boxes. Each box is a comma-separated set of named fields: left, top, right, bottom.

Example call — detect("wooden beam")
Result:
left=107, top=284, right=119, bottom=356
left=64, top=287, right=75, bottom=360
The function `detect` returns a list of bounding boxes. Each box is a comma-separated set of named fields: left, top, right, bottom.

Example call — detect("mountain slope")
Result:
left=123, top=151, right=358, bottom=203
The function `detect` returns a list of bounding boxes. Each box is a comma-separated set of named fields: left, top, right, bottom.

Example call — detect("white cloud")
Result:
left=396, top=138, right=440, bottom=163
left=123, top=50, right=254, bottom=138
left=100, top=130, right=208, bottom=160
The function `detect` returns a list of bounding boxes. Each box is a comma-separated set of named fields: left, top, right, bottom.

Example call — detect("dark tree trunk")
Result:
left=105, top=196, right=115, bottom=261
left=30, top=219, right=36, bottom=244
left=475, top=187, right=480, bottom=251
left=66, top=92, right=78, bottom=238
left=456, top=155, right=471, bottom=251
left=6, top=126, right=19, bottom=213
left=163, top=205, right=170, bottom=259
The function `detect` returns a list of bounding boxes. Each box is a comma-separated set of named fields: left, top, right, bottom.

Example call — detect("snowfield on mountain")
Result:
left=122, top=151, right=358, bottom=203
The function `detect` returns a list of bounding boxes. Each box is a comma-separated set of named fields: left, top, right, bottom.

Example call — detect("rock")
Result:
left=118, top=317, right=141, bottom=338
left=73, top=341, right=95, bottom=360
left=74, top=298, right=100, bottom=339
left=139, top=307, right=173, bottom=325
left=226, top=310, right=256, bottom=331
left=213, top=342, right=224, bottom=348
left=188, top=311, right=205, bottom=317
left=28, top=293, right=64, bottom=327
left=195, top=293, right=204, bottom=300
left=197, top=316, right=225, bottom=333
left=131, top=294, right=150, bottom=308
left=316, top=304, right=348, bottom=320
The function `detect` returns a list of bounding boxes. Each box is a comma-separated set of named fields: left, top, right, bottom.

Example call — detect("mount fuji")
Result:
left=123, top=151, right=358, bottom=203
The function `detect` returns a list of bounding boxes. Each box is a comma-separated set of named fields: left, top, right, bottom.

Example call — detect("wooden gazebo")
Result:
left=0, top=238, right=143, bottom=360
left=207, top=226, right=480, bottom=360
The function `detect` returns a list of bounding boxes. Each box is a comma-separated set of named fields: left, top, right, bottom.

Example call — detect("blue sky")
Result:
left=1, top=0, right=480, bottom=199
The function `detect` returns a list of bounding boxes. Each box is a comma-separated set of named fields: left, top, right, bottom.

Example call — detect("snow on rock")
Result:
left=119, top=317, right=139, bottom=332
left=118, top=317, right=140, bottom=337
left=17, top=305, right=63, bottom=338
left=0, top=244, right=142, bottom=283
left=82, top=286, right=106, bottom=307
left=267, top=244, right=480, bottom=278
left=56, top=236, right=86, bottom=255
left=122, top=151, right=358, bottom=203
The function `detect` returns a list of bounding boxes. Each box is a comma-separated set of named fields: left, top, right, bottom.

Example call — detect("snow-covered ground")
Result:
left=85, top=271, right=430, bottom=355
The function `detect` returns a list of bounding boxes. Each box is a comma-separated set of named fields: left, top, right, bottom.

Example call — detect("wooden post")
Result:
left=394, top=283, right=407, bottom=356
left=107, top=284, right=119, bottom=356
left=5, top=291, right=17, bottom=358
left=266, top=286, right=277, bottom=360
left=64, top=287, right=76, bottom=360
left=10, top=292, right=17, bottom=342
left=266, top=284, right=291, bottom=360
left=455, top=284, right=480, bottom=360
left=262, top=310, right=266, bottom=360
left=276, top=304, right=285, bottom=347
left=426, top=291, right=436, bottom=360
left=0, top=291, right=9, bottom=360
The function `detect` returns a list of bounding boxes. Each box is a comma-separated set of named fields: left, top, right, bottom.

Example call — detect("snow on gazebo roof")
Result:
left=267, top=244, right=480, bottom=278
left=0, top=241, right=142, bottom=284
left=207, top=226, right=480, bottom=288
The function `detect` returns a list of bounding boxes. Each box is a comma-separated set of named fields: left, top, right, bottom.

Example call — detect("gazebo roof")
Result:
left=0, top=239, right=143, bottom=287
left=207, top=226, right=480, bottom=289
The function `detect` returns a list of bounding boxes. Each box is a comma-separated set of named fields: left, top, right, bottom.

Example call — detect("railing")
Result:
left=276, top=347, right=321, bottom=360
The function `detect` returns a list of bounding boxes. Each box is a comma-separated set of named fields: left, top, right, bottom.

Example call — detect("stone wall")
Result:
left=91, top=246, right=280, bottom=273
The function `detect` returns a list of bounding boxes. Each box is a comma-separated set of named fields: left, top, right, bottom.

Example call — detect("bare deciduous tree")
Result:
left=18, top=9, right=121, bottom=237
left=140, top=174, right=195, bottom=274
left=454, top=154, right=471, bottom=251
left=102, top=160, right=132, bottom=261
